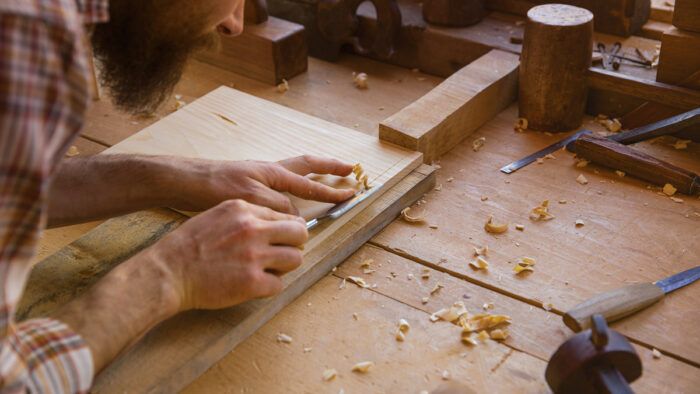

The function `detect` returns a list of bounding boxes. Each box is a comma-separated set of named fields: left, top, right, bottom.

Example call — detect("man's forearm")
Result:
left=52, top=247, right=181, bottom=372
left=48, top=155, right=177, bottom=227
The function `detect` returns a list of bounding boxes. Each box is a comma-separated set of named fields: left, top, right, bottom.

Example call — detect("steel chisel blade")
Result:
left=654, top=266, right=700, bottom=294
left=500, top=130, right=592, bottom=174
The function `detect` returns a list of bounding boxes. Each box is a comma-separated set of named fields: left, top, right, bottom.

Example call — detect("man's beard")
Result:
left=91, top=2, right=218, bottom=115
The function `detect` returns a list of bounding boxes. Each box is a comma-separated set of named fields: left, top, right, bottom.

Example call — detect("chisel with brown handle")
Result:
left=569, top=134, right=700, bottom=195
left=563, top=266, right=700, bottom=332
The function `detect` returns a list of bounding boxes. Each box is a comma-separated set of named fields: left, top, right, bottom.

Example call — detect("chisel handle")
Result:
left=571, top=134, right=700, bottom=195
left=563, top=283, right=664, bottom=332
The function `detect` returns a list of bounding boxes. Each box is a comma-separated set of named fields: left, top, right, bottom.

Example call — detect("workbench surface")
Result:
left=38, top=53, right=699, bottom=393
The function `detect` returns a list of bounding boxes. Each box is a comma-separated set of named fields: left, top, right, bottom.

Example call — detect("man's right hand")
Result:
left=150, top=199, right=308, bottom=311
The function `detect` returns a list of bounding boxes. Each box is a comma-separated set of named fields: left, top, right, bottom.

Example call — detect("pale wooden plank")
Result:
left=371, top=103, right=700, bottom=364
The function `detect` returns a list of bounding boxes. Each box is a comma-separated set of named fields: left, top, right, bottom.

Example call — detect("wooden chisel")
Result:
left=563, top=266, right=700, bottom=332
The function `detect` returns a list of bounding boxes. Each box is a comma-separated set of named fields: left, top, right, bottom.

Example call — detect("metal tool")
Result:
left=546, top=314, right=642, bottom=394
left=499, top=130, right=591, bottom=174
left=597, top=42, right=622, bottom=70
left=306, top=186, right=381, bottom=230
left=563, top=266, right=700, bottom=332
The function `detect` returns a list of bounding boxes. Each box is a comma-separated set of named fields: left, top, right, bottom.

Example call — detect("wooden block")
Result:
left=657, top=27, right=700, bottom=86
left=195, top=16, right=307, bottom=85
left=19, top=166, right=436, bottom=393
left=673, top=0, right=700, bottom=32
left=379, top=50, right=519, bottom=163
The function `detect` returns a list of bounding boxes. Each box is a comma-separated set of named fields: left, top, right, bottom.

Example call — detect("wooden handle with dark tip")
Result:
left=571, top=134, right=700, bottom=195
left=563, top=283, right=665, bottom=332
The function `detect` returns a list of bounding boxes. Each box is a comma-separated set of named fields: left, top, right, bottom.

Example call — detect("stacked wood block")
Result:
left=657, top=0, right=700, bottom=87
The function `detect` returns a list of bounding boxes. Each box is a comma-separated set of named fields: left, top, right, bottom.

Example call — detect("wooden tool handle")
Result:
left=572, top=134, right=700, bottom=195
left=563, top=283, right=664, bottom=332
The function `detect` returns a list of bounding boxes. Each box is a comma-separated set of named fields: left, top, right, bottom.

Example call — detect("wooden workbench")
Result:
left=37, top=53, right=699, bottom=392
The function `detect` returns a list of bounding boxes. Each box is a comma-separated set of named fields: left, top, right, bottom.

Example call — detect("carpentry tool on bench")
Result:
left=501, top=107, right=700, bottom=195
left=563, top=266, right=700, bottom=332
left=306, top=186, right=381, bottom=230
left=546, top=314, right=642, bottom=393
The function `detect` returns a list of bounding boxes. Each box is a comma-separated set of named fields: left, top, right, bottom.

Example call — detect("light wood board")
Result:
left=106, top=86, right=422, bottom=248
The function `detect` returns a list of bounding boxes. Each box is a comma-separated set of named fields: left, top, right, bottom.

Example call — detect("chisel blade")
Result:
left=654, top=266, right=700, bottom=294
left=500, top=130, right=592, bottom=174
left=306, top=186, right=381, bottom=230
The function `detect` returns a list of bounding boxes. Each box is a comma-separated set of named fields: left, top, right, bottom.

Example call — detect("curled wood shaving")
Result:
left=652, top=348, right=662, bottom=359
left=352, top=163, right=371, bottom=190
left=599, top=117, right=622, bottom=132
left=351, top=361, right=374, bottom=373
left=401, top=207, right=426, bottom=224
left=277, top=79, right=289, bottom=93
left=421, top=297, right=429, bottom=304
left=575, top=219, right=585, bottom=227
left=515, top=224, right=525, bottom=231
left=575, top=159, right=589, bottom=168
left=615, top=170, right=626, bottom=177
left=663, top=183, right=677, bottom=196
left=65, top=145, right=80, bottom=157
left=477, top=330, right=490, bottom=342
left=396, top=318, right=411, bottom=341
left=469, top=257, right=489, bottom=271
left=347, top=276, right=369, bottom=288
left=473, top=245, right=489, bottom=257
left=353, top=72, right=368, bottom=89
left=472, top=137, right=486, bottom=152
left=673, top=139, right=691, bottom=150
left=421, top=269, right=431, bottom=279
left=530, top=200, right=554, bottom=221
left=514, top=118, right=528, bottom=132
left=489, top=329, right=509, bottom=340
left=670, top=197, right=684, bottom=203
left=430, top=302, right=468, bottom=323
left=484, top=216, right=508, bottom=234
left=174, top=99, right=186, bottom=110
left=576, top=174, right=589, bottom=185
left=323, top=369, right=338, bottom=381
left=441, top=370, right=450, bottom=380
left=430, top=283, right=445, bottom=295
left=360, top=259, right=373, bottom=268
left=513, top=257, right=535, bottom=275
left=276, top=333, right=293, bottom=344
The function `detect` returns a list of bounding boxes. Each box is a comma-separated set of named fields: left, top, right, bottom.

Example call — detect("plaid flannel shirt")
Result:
left=0, top=0, right=108, bottom=392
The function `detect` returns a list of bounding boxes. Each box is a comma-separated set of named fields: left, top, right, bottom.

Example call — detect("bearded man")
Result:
left=0, top=1, right=355, bottom=392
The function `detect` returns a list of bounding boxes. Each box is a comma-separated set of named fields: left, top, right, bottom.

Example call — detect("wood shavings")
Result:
left=542, top=302, right=553, bottom=311
left=663, top=183, right=677, bottom=196
left=363, top=269, right=376, bottom=274
left=575, top=219, right=585, bottom=227
left=652, top=348, right=662, bottom=359
left=673, top=139, right=691, bottom=150
left=545, top=154, right=556, bottom=160
left=303, top=347, right=313, bottom=353
left=421, top=297, right=429, bottom=304
left=352, top=313, right=359, bottom=320
left=489, top=329, right=509, bottom=340
left=347, top=276, right=369, bottom=288
left=670, top=197, right=684, bottom=203
left=575, top=159, right=589, bottom=168
left=477, top=331, right=490, bottom=342
left=276, top=79, right=289, bottom=93
left=351, top=361, right=374, bottom=373
left=599, top=117, right=622, bottom=132
left=352, top=163, right=371, bottom=190
left=434, top=184, right=443, bottom=191
left=360, top=259, right=373, bottom=268
left=473, top=245, right=489, bottom=257
left=323, top=368, right=338, bottom=381
left=514, top=118, right=528, bottom=132
left=513, top=257, right=535, bottom=275
left=530, top=200, right=554, bottom=221
left=461, top=332, right=478, bottom=346
left=395, top=319, right=411, bottom=341
left=615, top=170, right=626, bottom=177
left=352, top=72, right=368, bottom=89
left=430, top=302, right=468, bottom=323
left=576, top=174, right=589, bottom=185
left=482, top=303, right=494, bottom=310
left=480, top=196, right=488, bottom=201
left=558, top=199, right=567, bottom=204
left=441, top=370, right=450, bottom=380
left=65, top=145, right=80, bottom=157
left=472, top=137, right=486, bottom=152
left=484, top=216, right=508, bottom=234
left=467, top=314, right=511, bottom=331
left=174, top=99, right=186, bottom=110
left=401, top=207, right=426, bottom=224
left=407, top=273, right=415, bottom=281
left=469, top=257, right=489, bottom=271
left=536, top=158, right=545, bottom=164
left=214, top=113, right=238, bottom=126
left=421, top=269, right=431, bottom=279
left=429, top=224, right=438, bottom=229
left=276, top=333, right=293, bottom=344
left=515, top=224, right=525, bottom=231
left=430, top=283, right=445, bottom=295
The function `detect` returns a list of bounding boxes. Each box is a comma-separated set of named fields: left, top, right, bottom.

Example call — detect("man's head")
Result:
left=91, top=0, right=244, bottom=115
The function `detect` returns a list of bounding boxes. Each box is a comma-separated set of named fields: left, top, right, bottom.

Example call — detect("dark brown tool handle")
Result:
left=572, top=134, right=700, bottom=195
left=611, top=107, right=700, bottom=144
left=317, top=0, right=402, bottom=59
left=244, top=0, right=268, bottom=24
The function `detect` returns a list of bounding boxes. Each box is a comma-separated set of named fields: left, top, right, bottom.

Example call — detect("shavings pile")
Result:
left=276, top=78, right=289, bottom=93
left=401, top=207, right=426, bottom=224
left=429, top=301, right=511, bottom=346
left=351, top=361, right=374, bottom=373
left=597, top=115, right=622, bottom=133
left=529, top=200, right=554, bottom=221
left=514, top=118, right=528, bottom=133
left=353, top=72, right=369, bottom=89
left=352, top=163, right=371, bottom=190
left=472, top=137, right=486, bottom=152
left=395, top=318, right=411, bottom=341
left=513, top=257, right=535, bottom=275
left=484, top=216, right=508, bottom=234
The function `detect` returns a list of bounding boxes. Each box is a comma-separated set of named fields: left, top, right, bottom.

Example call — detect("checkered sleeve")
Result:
left=0, top=8, right=94, bottom=394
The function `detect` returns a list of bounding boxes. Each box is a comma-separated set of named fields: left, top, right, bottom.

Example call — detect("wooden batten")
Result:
left=657, top=27, right=700, bottom=86
left=196, top=17, right=308, bottom=85
left=379, top=50, right=519, bottom=163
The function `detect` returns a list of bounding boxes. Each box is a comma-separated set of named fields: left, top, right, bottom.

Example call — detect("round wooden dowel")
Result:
left=422, top=0, right=485, bottom=27
left=519, top=4, right=593, bottom=132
